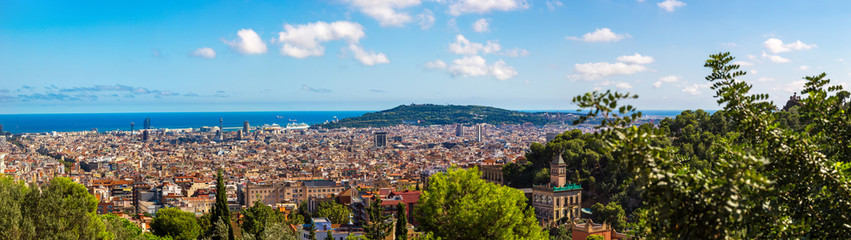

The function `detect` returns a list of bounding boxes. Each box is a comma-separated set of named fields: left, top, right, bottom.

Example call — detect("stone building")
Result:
left=245, top=180, right=345, bottom=207
left=479, top=163, right=504, bottom=185
left=532, top=153, right=582, bottom=226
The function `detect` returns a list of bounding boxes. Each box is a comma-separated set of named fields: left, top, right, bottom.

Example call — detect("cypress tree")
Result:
left=395, top=202, right=407, bottom=240
left=211, top=169, right=234, bottom=240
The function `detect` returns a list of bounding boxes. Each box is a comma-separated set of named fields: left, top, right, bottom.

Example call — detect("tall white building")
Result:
left=476, top=124, right=483, bottom=142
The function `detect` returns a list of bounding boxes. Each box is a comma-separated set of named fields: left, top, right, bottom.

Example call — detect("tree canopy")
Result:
left=150, top=207, right=201, bottom=240
left=241, top=200, right=296, bottom=240
left=316, top=201, right=351, bottom=225
left=208, top=170, right=234, bottom=240
left=416, top=167, right=548, bottom=240
left=571, top=52, right=851, bottom=238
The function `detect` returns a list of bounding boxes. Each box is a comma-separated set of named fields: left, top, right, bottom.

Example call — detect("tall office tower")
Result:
left=237, top=130, right=243, bottom=140
left=243, top=121, right=250, bottom=133
left=476, top=124, right=483, bottom=142
left=455, top=124, right=463, bottom=137
left=374, top=132, right=387, bottom=147
left=130, top=122, right=135, bottom=132
left=0, top=124, right=4, bottom=135
left=143, top=117, right=151, bottom=129
left=216, top=118, right=224, bottom=141
left=142, top=130, right=149, bottom=142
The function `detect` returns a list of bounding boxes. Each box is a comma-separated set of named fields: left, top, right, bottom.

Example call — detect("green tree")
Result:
left=0, top=175, right=28, bottom=239
left=150, top=207, right=201, bottom=240
left=585, top=235, right=604, bottom=240
left=589, top=202, right=625, bottom=231
left=571, top=52, right=851, bottom=238
left=209, top=170, right=234, bottom=240
left=416, top=167, right=548, bottom=240
left=21, top=177, right=109, bottom=240
left=242, top=200, right=285, bottom=239
left=395, top=202, right=407, bottom=240
left=547, top=225, right=570, bottom=240
left=308, top=223, right=317, bottom=240
left=363, top=196, right=392, bottom=240
left=103, top=214, right=143, bottom=240
left=345, top=233, right=369, bottom=240
left=324, top=230, right=334, bottom=240
left=316, top=201, right=351, bottom=224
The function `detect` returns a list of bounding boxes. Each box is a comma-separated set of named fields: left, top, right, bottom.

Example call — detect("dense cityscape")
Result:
left=1, top=118, right=620, bottom=239
left=3, top=0, right=851, bottom=239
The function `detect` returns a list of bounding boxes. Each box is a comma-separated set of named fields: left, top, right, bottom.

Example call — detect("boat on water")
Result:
left=285, top=123, right=309, bottom=130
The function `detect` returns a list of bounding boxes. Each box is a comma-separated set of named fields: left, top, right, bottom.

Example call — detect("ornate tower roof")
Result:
left=552, top=152, right=565, bottom=165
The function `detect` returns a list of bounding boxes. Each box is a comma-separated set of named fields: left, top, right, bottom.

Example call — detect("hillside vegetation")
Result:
left=315, top=104, right=566, bottom=128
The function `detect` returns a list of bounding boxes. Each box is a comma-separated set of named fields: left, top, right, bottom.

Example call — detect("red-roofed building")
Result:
left=387, top=190, right=422, bottom=226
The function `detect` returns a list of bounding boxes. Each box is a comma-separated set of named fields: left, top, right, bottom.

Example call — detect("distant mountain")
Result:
left=313, top=104, right=578, bottom=128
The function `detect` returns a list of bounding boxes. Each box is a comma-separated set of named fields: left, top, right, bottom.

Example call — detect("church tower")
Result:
left=550, top=152, right=566, bottom=187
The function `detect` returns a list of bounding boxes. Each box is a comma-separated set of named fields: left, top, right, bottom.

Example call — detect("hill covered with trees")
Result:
left=313, top=104, right=575, bottom=128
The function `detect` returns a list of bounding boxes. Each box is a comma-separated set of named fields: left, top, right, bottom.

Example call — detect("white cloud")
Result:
left=757, top=77, right=775, bottom=82
left=417, top=10, right=435, bottom=30
left=615, top=82, right=633, bottom=90
left=799, top=65, right=810, bottom=70
left=763, top=38, right=816, bottom=53
left=682, top=83, right=710, bottom=95
left=448, top=34, right=501, bottom=55
left=546, top=0, right=563, bottom=10
left=774, top=80, right=807, bottom=93
left=472, top=18, right=490, bottom=33
left=223, top=29, right=268, bottom=55
left=449, top=55, right=490, bottom=77
left=189, top=47, right=216, bottom=59
left=573, top=62, right=649, bottom=80
left=566, top=28, right=629, bottom=42
left=617, top=53, right=654, bottom=64
left=762, top=51, right=790, bottom=63
left=746, top=54, right=758, bottom=60
left=345, top=0, right=421, bottom=27
left=278, top=21, right=365, bottom=58
left=657, top=0, right=686, bottom=12
left=501, top=48, right=529, bottom=57
left=448, top=0, right=529, bottom=15
left=446, top=55, right=517, bottom=80
left=653, top=75, right=680, bottom=88
left=425, top=60, right=448, bottom=69
left=572, top=53, right=653, bottom=80
left=733, top=61, right=754, bottom=67
left=750, top=69, right=759, bottom=75
left=348, top=44, right=389, bottom=66
left=447, top=18, right=459, bottom=32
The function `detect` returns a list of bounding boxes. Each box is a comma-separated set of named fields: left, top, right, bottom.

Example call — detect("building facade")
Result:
left=479, top=164, right=504, bottom=185
left=532, top=153, right=582, bottom=226
left=245, top=180, right=345, bottom=207
left=374, top=132, right=387, bottom=148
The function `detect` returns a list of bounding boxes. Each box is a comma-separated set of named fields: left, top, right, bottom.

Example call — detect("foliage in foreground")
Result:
left=241, top=200, right=297, bottom=240
left=571, top=52, right=851, bottom=238
left=416, top=167, right=548, bottom=240
left=151, top=207, right=201, bottom=240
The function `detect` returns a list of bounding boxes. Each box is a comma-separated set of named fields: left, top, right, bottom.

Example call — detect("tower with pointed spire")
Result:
left=550, top=152, right=567, bottom=187
left=532, top=150, right=583, bottom=227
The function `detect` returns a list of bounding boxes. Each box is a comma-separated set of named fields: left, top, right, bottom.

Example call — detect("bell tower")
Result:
left=550, top=152, right=566, bottom=187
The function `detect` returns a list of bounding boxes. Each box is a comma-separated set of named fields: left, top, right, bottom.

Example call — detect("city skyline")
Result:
left=2, top=0, right=849, bottom=114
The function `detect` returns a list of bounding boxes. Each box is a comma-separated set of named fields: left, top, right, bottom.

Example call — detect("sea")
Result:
left=0, top=110, right=700, bottom=134
left=0, top=111, right=368, bottom=134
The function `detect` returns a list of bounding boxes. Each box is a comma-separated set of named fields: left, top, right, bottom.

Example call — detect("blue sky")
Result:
left=1, top=0, right=849, bottom=114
